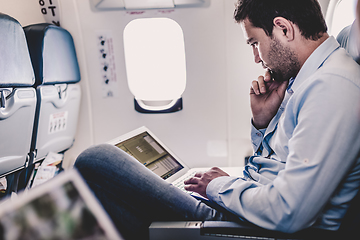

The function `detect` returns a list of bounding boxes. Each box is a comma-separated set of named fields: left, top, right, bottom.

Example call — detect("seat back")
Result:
left=335, top=20, right=360, bottom=236
left=0, top=13, right=36, bottom=177
left=337, top=21, right=360, bottom=63
left=24, top=23, right=81, bottom=161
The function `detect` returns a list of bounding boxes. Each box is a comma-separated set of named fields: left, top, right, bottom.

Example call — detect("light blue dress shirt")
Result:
left=207, top=36, right=360, bottom=233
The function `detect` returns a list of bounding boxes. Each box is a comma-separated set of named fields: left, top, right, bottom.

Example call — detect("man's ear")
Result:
left=273, top=17, right=295, bottom=41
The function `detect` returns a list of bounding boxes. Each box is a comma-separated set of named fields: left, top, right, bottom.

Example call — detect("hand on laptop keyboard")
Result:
left=183, top=167, right=229, bottom=198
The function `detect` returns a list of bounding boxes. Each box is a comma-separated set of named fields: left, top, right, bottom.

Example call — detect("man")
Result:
left=75, top=0, right=360, bottom=239
left=185, top=0, right=360, bottom=232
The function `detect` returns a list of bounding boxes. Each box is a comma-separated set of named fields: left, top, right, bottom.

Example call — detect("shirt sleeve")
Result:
left=207, top=76, right=360, bottom=233
left=250, top=120, right=266, bottom=153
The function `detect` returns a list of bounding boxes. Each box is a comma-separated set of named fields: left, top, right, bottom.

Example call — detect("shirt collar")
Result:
left=290, top=36, right=340, bottom=92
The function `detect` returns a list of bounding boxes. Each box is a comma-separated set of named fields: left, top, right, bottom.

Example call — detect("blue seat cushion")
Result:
left=24, top=23, right=81, bottom=86
left=0, top=13, right=34, bottom=87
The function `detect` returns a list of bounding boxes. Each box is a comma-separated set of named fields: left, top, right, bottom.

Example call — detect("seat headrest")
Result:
left=24, top=23, right=81, bottom=85
left=337, top=21, right=360, bottom=64
left=0, top=13, right=35, bottom=87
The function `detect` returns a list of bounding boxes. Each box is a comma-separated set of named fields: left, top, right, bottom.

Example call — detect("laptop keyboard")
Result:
left=171, top=169, right=198, bottom=194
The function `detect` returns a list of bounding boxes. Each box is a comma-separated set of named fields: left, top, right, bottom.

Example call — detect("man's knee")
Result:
left=75, top=144, right=125, bottom=174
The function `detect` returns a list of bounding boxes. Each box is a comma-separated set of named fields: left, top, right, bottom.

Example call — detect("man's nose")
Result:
left=253, top=46, right=262, bottom=64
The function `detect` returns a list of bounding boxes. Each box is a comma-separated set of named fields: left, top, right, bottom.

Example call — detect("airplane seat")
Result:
left=0, top=13, right=37, bottom=195
left=23, top=23, right=81, bottom=163
left=336, top=21, right=360, bottom=63
left=149, top=21, right=360, bottom=240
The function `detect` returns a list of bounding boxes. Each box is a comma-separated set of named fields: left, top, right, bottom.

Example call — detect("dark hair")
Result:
left=234, top=0, right=327, bottom=40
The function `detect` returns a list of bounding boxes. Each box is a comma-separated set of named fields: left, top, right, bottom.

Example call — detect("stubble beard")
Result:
left=267, top=37, right=301, bottom=82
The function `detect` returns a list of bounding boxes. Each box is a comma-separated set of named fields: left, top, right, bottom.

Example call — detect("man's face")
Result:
left=241, top=18, right=300, bottom=82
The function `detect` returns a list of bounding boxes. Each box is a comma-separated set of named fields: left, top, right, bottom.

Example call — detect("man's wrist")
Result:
left=252, top=118, right=268, bottom=130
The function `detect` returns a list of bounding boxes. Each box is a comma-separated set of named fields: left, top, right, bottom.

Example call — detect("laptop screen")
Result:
left=115, top=131, right=184, bottom=180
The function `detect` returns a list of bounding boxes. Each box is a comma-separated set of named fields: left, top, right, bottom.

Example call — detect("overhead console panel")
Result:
left=90, top=0, right=208, bottom=11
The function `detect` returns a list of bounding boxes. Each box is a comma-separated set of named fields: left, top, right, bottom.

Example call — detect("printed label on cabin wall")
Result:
left=38, top=0, right=61, bottom=26
left=48, top=111, right=68, bottom=134
left=96, top=31, right=118, bottom=98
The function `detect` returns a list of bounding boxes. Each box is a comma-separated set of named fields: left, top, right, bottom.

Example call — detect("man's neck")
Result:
left=297, top=33, right=330, bottom=69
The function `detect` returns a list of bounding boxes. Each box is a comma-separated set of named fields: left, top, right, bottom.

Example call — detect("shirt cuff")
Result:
left=251, top=120, right=266, bottom=152
left=206, top=176, right=239, bottom=203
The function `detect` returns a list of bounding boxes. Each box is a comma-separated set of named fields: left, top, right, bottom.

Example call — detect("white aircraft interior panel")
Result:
left=62, top=0, right=261, bottom=169
left=328, top=0, right=357, bottom=36
left=0, top=0, right=45, bottom=26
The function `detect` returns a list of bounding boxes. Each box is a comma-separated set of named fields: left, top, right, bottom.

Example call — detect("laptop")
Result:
left=107, top=126, right=242, bottom=197
left=0, top=169, right=123, bottom=240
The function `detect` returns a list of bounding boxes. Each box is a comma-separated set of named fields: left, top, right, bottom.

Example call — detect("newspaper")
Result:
left=31, top=152, right=64, bottom=188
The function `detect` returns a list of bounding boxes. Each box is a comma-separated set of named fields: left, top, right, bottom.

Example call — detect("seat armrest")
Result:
left=201, top=221, right=339, bottom=240
left=150, top=221, right=339, bottom=240
left=202, top=221, right=296, bottom=239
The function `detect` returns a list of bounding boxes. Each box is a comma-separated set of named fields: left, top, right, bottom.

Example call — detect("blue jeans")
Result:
left=75, top=144, right=241, bottom=240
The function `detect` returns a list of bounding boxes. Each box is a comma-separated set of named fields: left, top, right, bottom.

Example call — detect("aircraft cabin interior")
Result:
left=0, top=0, right=359, bottom=239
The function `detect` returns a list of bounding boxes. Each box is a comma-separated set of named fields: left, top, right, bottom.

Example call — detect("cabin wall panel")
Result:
left=0, top=0, right=45, bottom=26
left=65, top=0, right=239, bottom=168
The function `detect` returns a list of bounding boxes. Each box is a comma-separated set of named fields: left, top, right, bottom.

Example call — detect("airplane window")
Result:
left=330, top=0, right=357, bottom=37
left=123, top=18, right=186, bottom=113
